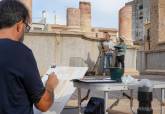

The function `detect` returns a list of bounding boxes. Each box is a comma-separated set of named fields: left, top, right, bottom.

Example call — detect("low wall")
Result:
left=125, top=46, right=139, bottom=75
left=24, top=31, right=138, bottom=76
left=24, top=31, right=99, bottom=75
left=137, top=49, right=165, bottom=75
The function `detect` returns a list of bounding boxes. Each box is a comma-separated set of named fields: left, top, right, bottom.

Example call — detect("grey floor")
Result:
left=61, top=74, right=165, bottom=114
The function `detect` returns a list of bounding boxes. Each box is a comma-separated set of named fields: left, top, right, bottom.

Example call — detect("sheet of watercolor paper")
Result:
left=34, top=66, right=88, bottom=114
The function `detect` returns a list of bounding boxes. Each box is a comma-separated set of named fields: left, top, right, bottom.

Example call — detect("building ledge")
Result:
left=158, top=40, right=165, bottom=45
left=138, top=48, right=165, bottom=53
left=143, top=69, right=165, bottom=75
left=26, top=31, right=105, bottom=41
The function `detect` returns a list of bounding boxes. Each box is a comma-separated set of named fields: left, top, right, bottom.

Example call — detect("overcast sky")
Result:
left=33, top=0, right=132, bottom=29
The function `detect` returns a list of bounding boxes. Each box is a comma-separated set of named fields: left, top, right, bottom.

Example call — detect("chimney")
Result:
left=119, top=5, right=133, bottom=45
left=67, top=8, right=80, bottom=31
left=79, top=1, right=91, bottom=32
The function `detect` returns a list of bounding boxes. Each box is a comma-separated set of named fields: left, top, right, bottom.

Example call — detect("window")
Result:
left=139, top=5, right=143, bottom=10
left=136, top=32, right=138, bottom=37
left=139, top=16, right=143, bottom=19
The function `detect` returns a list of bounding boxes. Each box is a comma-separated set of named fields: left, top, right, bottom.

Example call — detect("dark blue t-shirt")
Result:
left=0, top=39, right=45, bottom=114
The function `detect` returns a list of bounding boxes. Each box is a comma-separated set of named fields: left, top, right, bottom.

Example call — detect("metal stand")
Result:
left=104, top=91, right=109, bottom=114
left=78, top=88, right=82, bottom=114
left=161, top=88, right=165, bottom=114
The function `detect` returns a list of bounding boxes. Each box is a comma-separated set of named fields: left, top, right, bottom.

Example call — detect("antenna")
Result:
left=53, top=11, right=56, bottom=24
left=42, top=10, right=47, bottom=25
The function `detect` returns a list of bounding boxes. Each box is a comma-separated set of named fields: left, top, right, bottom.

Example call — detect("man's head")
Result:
left=104, top=32, right=111, bottom=41
left=0, top=0, right=30, bottom=42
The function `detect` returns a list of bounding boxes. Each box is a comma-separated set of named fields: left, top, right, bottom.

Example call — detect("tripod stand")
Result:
left=90, top=40, right=106, bottom=75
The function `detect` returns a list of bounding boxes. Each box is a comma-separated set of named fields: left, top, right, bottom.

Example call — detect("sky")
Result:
left=33, top=0, right=132, bottom=29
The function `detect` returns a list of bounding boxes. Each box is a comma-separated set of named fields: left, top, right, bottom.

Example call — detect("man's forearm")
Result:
left=36, top=73, right=58, bottom=112
left=35, top=86, right=55, bottom=112
left=45, top=85, right=54, bottom=102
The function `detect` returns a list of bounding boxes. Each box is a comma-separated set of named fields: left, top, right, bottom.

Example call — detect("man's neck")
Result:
left=0, top=29, right=17, bottom=41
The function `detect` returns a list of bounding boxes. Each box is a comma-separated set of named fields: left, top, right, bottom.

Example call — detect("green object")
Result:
left=110, top=67, right=124, bottom=82
left=115, top=43, right=127, bottom=56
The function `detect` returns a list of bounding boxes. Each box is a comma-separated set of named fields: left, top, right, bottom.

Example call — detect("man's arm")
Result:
left=22, top=50, right=59, bottom=112
left=35, top=73, right=58, bottom=112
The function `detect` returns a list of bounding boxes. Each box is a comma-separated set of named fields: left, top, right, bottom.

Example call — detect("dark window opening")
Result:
left=139, top=16, right=143, bottom=19
left=139, top=5, right=143, bottom=10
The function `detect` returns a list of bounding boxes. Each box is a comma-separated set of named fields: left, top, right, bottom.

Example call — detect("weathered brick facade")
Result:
left=150, top=0, right=165, bottom=50
left=67, top=8, right=80, bottom=27
left=79, top=2, right=91, bottom=32
left=119, top=5, right=133, bottom=45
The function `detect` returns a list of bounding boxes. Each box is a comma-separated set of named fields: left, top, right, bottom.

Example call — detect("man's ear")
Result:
left=16, top=20, right=24, bottom=32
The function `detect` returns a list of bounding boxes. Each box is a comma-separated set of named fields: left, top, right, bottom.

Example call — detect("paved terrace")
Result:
left=61, top=75, right=165, bottom=114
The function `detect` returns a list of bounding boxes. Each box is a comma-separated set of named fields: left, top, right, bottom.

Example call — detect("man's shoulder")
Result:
left=10, top=42, right=33, bottom=58
left=19, top=43, right=32, bottom=52
left=0, top=39, right=32, bottom=52
left=18, top=43, right=34, bottom=58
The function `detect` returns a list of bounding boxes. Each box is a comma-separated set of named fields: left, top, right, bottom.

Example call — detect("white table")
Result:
left=73, top=80, right=165, bottom=114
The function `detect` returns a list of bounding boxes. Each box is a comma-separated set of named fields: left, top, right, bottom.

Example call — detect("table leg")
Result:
left=78, top=88, right=81, bottom=114
left=130, top=90, right=133, bottom=108
left=77, top=88, right=81, bottom=114
left=104, top=91, right=109, bottom=114
left=161, top=88, right=165, bottom=114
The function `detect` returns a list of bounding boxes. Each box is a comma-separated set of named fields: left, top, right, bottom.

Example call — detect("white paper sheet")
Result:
left=34, top=66, right=88, bottom=114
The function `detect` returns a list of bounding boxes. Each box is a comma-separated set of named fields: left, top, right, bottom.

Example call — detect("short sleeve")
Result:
left=22, top=50, right=45, bottom=104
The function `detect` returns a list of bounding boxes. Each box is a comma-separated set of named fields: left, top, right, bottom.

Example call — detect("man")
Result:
left=101, top=33, right=115, bottom=75
left=114, top=37, right=127, bottom=71
left=0, top=1, right=58, bottom=114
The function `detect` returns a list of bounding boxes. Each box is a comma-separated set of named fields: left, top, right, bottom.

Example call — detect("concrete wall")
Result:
left=24, top=31, right=138, bottom=76
left=24, top=31, right=99, bottom=75
left=143, top=0, right=150, bottom=23
left=92, top=44, right=139, bottom=76
left=125, top=47, right=138, bottom=75
left=132, top=0, right=150, bottom=42
left=137, top=50, right=165, bottom=75
left=132, top=0, right=144, bottom=41
left=24, top=32, right=57, bottom=75
left=146, top=52, right=165, bottom=70
left=136, top=0, right=165, bottom=75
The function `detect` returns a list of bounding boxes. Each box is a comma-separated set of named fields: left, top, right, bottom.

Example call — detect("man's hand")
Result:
left=46, top=73, right=59, bottom=91
left=35, top=73, right=58, bottom=112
